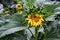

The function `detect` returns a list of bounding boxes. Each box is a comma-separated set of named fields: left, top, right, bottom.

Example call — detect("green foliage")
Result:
left=0, top=0, right=60, bottom=40
left=43, top=5, right=56, bottom=13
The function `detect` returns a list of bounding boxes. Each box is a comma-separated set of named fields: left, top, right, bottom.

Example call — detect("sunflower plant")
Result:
left=0, top=0, right=60, bottom=40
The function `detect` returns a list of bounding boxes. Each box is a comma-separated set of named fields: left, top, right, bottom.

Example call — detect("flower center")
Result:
left=30, top=15, right=41, bottom=23
left=34, top=17, right=41, bottom=23
left=18, top=5, right=21, bottom=7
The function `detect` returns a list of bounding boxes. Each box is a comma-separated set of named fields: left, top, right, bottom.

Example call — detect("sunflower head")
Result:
left=16, top=4, right=23, bottom=9
left=17, top=9, right=22, bottom=14
left=26, top=13, right=44, bottom=27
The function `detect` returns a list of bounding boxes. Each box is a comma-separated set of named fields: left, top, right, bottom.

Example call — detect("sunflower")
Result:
left=16, top=4, right=23, bottom=9
left=17, top=9, right=22, bottom=14
left=26, top=13, right=44, bottom=27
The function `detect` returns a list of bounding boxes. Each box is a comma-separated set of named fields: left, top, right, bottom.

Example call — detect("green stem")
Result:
left=28, top=28, right=33, bottom=35
left=27, top=27, right=39, bottom=40
left=28, top=28, right=35, bottom=38
left=35, top=27, right=38, bottom=40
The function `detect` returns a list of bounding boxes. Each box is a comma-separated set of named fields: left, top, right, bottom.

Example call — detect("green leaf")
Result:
left=46, top=15, right=55, bottom=21
left=46, top=33, right=60, bottom=40
left=0, top=27, right=28, bottom=38
left=0, top=13, right=28, bottom=38
left=26, top=0, right=35, bottom=4
left=43, top=4, right=56, bottom=13
left=24, top=0, right=36, bottom=8
left=26, top=2, right=33, bottom=8
left=0, top=30, right=27, bottom=40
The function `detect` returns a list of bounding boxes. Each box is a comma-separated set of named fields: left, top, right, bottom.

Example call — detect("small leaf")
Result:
left=38, top=27, right=44, bottom=33
left=54, top=12, right=60, bottom=15
left=46, top=15, right=55, bottom=21
left=26, top=2, right=33, bottom=8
